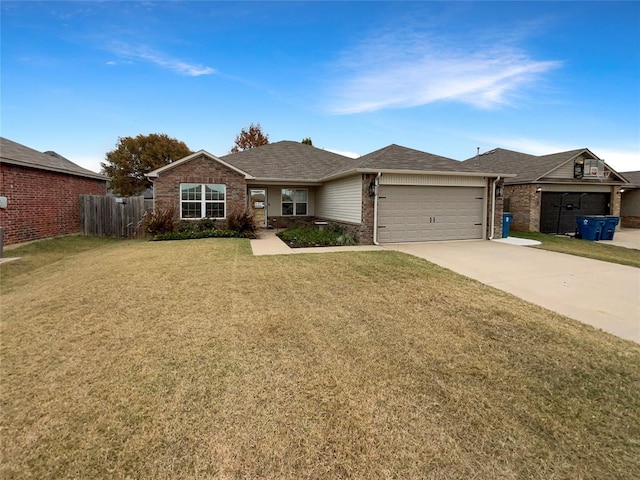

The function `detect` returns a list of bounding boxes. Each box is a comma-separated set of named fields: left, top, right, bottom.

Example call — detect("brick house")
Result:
left=463, top=148, right=629, bottom=234
left=0, top=137, right=108, bottom=245
left=148, top=141, right=511, bottom=244
left=619, top=171, right=640, bottom=228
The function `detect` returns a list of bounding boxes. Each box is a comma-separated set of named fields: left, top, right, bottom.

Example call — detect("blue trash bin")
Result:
left=600, top=216, right=620, bottom=240
left=502, top=213, right=513, bottom=238
left=576, top=216, right=605, bottom=241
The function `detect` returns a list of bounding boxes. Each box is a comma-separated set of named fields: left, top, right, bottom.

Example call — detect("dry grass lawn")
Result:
left=1, top=237, right=639, bottom=479
left=510, top=231, right=640, bottom=268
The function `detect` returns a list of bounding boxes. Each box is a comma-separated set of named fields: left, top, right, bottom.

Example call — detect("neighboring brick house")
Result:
left=148, top=141, right=510, bottom=244
left=0, top=137, right=108, bottom=245
left=463, top=148, right=628, bottom=234
left=619, top=171, right=640, bottom=228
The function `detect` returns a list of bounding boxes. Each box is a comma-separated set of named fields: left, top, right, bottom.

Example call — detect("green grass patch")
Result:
left=278, top=222, right=356, bottom=247
left=1, top=238, right=639, bottom=479
left=510, top=231, right=640, bottom=268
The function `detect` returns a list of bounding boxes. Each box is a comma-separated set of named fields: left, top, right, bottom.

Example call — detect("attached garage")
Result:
left=376, top=174, right=487, bottom=243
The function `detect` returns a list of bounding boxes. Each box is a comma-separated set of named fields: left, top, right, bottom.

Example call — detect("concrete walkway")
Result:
left=385, top=240, right=640, bottom=343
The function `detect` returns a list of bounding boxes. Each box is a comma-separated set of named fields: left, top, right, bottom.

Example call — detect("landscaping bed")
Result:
left=277, top=222, right=356, bottom=248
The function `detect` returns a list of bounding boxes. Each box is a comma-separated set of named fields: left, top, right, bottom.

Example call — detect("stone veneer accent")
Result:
left=152, top=154, right=247, bottom=227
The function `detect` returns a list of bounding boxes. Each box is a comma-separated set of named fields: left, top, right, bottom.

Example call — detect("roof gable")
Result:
left=324, top=144, right=502, bottom=179
left=0, top=137, right=107, bottom=181
left=147, top=150, right=253, bottom=178
left=463, top=147, right=626, bottom=184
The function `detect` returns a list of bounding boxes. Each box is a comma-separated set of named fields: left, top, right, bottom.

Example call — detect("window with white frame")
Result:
left=281, top=188, right=307, bottom=216
left=180, top=183, right=226, bottom=219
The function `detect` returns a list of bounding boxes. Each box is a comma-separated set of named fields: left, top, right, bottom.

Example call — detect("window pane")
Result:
left=181, top=184, right=201, bottom=201
left=295, top=190, right=307, bottom=202
left=181, top=202, right=201, bottom=219
left=282, top=203, right=293, bottom=215
left=296, top=203, right=307, bottom=215
left=282, top=189, right=294, bottom=202
left=206, top=202, right=225, bottom=219
left=205, top=184, right=225, bottom=201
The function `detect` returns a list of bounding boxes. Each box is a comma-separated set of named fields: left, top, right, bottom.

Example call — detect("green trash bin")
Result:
left=600, top=216, right=620, bottom=240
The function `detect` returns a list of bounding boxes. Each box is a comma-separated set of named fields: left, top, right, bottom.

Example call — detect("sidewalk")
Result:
left=250, top=230, right=384, bottom=256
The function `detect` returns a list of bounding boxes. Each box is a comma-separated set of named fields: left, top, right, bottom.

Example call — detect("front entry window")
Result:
left=282, top=189, right=307, bottom=216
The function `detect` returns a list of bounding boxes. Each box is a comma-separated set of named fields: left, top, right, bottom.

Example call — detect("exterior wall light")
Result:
left=536, top=187, right=542, bottom=193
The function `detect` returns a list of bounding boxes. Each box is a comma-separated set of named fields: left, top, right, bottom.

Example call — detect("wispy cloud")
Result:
left=328, top=32, right=561, bottom=114
left=107, top=41, right=215, bottom=77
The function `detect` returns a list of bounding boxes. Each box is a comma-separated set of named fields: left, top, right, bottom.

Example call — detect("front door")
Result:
left=249, top=189, right=267, bottom=227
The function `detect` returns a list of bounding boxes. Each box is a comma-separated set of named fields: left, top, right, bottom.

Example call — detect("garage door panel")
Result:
left=378, top=186, right=485, bottom=243
left=540, top=192, right=610, bottom=234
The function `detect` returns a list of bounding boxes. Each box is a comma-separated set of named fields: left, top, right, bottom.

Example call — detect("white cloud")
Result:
left=107, top=42, right=215, bottom=77
left=328, top=33, right=561, bottom=114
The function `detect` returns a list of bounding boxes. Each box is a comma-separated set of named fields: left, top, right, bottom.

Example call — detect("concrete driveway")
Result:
left=384, top=240, right=640, bottom=343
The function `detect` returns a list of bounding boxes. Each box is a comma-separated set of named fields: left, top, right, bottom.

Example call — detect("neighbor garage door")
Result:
left=540, top=192, right=610, bottom=234
left=377, top=185, right=485, bottom=243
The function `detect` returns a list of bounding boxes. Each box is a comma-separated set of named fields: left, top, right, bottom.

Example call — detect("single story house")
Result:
left=463, top=148, right=628, bottom=234
left=0, top=137, right=108, bottom=245
left=147, top=141, right=511, bottom=244
left=619, top=171, right=640, bottom=228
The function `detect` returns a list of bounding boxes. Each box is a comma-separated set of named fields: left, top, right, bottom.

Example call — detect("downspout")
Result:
left=372, top=172, right=382, bottom=245
left=489, top=176, right=500, bottom=240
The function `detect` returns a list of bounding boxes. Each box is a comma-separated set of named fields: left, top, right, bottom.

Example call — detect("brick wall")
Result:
left=504, top=184, right=540, bottom=232
left=0, top=163, right=107, bottom=245
left=620, top=188, right=640, bottom=228
left=152, top=154, right=247, bottom=227
left=490, top=178, right=505, bottom=238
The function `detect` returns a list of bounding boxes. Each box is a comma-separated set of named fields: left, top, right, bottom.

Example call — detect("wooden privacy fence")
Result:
left=80, top=195, right=150, bottom=239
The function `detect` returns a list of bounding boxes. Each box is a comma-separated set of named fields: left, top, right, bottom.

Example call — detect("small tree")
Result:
left=230, top=123, right=269, bottom=153
left=301, top=137, right=313, bottom=145
left=102, top=133, right=192, bottom=196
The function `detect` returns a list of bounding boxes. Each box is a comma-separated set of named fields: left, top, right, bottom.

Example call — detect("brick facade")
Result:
left=620, top=188, right=640, bottom=228
left=0, top=163, right=107, bottom=245
left=490, top=178, right=505, bottom=238
left=504, top=184, right=541, bottom=232
left=152, top=154, right=247, bottom=227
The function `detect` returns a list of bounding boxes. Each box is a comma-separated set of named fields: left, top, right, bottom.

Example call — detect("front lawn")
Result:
left=1, top=237, right=639, bottom=479
left=510, top=231, right=640, bottom=268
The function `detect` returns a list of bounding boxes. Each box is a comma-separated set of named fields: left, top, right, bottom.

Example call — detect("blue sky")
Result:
left=2, top=1, right=639, bottom=173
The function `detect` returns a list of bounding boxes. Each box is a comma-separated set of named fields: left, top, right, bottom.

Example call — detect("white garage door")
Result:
left=377, top=185, right=485, bottom=243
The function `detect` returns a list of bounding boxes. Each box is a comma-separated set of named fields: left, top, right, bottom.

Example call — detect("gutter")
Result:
left=489, top=176, right=500, bottom=240
left=372, top=172, right=382, bottom=245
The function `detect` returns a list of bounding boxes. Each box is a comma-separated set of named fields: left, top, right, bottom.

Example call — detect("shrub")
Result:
left=143, top=208, right=175, bottom=236
left=153, top=229, right=246, bottom=241
left=277, top=223, right=356, bottom=247
left=226, top=209, right=257, bottom=238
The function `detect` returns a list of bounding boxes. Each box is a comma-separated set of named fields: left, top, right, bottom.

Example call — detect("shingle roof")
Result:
left=0, top=137, right=107, bottom=181
left=326, top=144, right=481, bottom=178
left=220, top=141, right=356, bottom=181
left=462, top=147, right=616, bottom=184
left=620, top=171, right=640, bottom=187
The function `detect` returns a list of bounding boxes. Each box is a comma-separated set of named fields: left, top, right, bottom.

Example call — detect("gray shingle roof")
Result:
left=462, top=147, right=617, bottom=184
left=0, top=137, right=107, bottom=181
left=620, top=171, right=640, bottom=187
left=327, top=144, right=480, bottom=177
left=220, top=141, right=356, bottom=181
